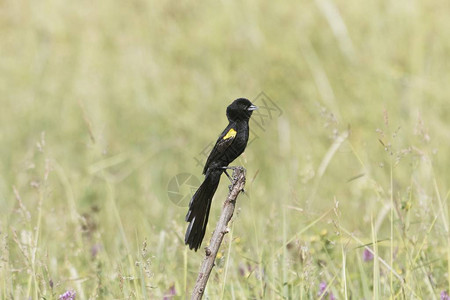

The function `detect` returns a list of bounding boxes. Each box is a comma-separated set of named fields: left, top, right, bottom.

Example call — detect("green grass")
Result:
left=1, top=0, right=450, bottom=298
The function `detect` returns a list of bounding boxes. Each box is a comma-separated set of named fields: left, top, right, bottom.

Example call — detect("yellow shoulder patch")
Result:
left=223, top=128, right=237, bottom=140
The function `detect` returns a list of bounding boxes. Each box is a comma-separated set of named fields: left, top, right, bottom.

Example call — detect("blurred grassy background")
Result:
left=1, top=0, right=449, bottom=298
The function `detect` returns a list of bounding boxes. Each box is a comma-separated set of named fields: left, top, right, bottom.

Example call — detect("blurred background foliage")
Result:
left=1, top=0, right=449, bottom=298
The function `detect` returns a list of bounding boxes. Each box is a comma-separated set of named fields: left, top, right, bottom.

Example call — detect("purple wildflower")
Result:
left=363, top=248, right=374, bottom=262
left=441, top=291, right=449, bottom=300
left=238, top=264, right=246, bottom=277
left=163, top=284, right=176, bottom=300
left=58, top=290, right=76, bottom=300
left=91, top=244, right=102, bottom=258
left=318, top=281, right=327, bottom=296
left=238, top=262, right=256, bottom=277
left=318, top=281, right=336, bottom=299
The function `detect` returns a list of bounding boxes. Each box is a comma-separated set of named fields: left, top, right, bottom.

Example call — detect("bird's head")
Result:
left=226, top=98, right=258, bottom=122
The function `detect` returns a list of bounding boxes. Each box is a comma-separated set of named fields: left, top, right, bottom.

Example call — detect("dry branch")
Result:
left=191, top=166, right=246, bottom=300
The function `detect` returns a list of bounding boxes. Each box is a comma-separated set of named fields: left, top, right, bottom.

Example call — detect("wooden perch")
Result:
left=191, top=166, right=246, bottom=300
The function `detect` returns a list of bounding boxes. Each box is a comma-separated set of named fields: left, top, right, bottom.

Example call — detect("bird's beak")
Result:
left=247, top=104, right=258, bottom=111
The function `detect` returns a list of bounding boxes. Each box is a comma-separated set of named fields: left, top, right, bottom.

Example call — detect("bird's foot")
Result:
left=222, top=166, right=246, bottom=193
left=221, top=167, right=238, bottom=184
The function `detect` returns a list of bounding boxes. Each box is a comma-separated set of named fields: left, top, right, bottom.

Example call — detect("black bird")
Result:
left=185, top=98, right=258, bottom=251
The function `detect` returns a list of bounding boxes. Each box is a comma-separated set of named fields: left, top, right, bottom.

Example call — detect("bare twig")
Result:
left=191, top=167, right=246, bottom=300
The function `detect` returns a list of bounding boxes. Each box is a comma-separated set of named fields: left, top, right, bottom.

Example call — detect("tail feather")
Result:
left=185, top=170, right=221, bottom=251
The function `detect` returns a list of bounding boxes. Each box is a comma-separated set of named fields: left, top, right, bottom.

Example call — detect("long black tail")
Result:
left=185, top=169, right=222, bottom=251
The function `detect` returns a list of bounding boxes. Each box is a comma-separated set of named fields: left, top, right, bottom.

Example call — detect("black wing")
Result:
left=202, top=124, right=236, bottom=174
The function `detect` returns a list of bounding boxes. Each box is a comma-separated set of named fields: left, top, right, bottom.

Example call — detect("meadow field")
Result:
left=1, top=0, right=449, bottom=299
